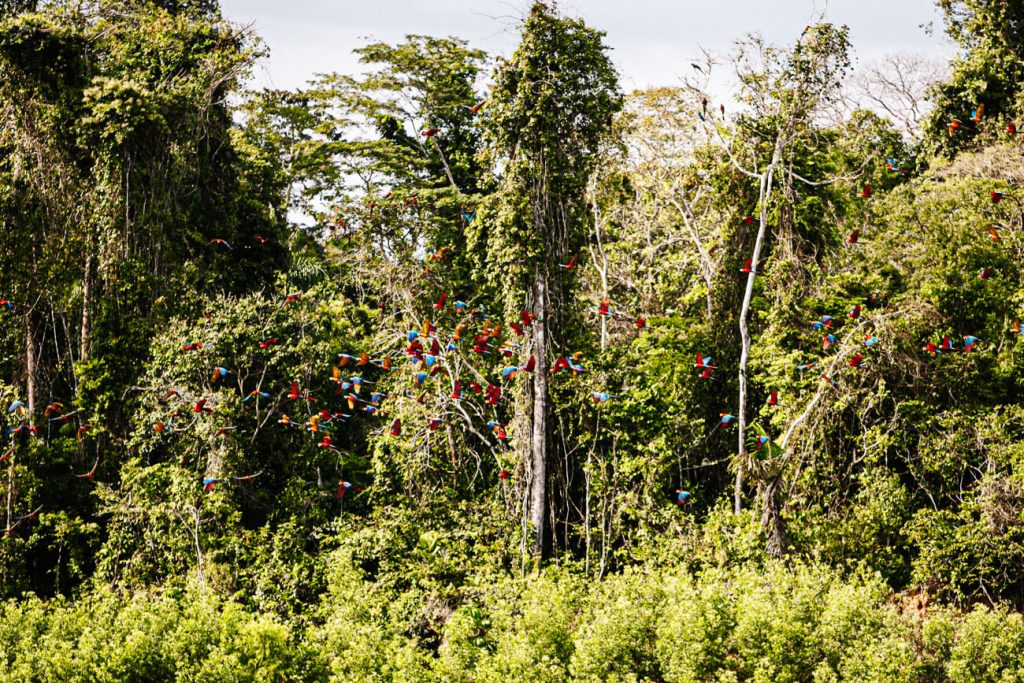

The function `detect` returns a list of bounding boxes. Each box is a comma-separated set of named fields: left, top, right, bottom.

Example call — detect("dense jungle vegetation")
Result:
left=3, top=0, right=1024, bottom=680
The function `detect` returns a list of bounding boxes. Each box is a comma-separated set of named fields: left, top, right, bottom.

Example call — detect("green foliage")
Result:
left=5, top=0, right=1024, bottom=679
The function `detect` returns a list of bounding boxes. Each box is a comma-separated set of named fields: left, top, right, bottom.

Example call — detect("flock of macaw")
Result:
left=2, top=95, right=1020, bottom=534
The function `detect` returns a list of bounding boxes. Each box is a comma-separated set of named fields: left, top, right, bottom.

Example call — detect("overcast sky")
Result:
left=220, top=0, right=957, bottom=92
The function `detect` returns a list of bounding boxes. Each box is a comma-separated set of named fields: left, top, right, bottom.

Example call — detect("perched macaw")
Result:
left=434, top=292, right=448, bottom=311
left=486, top=384, right=501, bottom=405
left=767, top=389, right=778, bottom=407
left=987, top=226, right=1001, bottom=243
left=860, top=183, right=872, bottom=198
left=635, top=317, right=647, bottom=329
left=202, top=477, right=218, bottom=492
left=963, top=335, right=980, bottom=352
left=598, top=298, right=612, bottom=316
left=390, top=418, right=401, bottom=436
left=847, top=229, right=859, bottom=244
left=979, top=267, right=993, bottom=280
left=848, top=305, right=861, bottom=320
left=499, top=469, right=511, bottom=480
left=1009, top=120, right=1018, bottom=136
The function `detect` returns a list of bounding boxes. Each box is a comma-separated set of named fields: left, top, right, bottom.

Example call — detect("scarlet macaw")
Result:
left=811, top=316, right=835, bottom=331
left=336, top=481, right=362, bottom=499
left=848, top=305, right=861, bottom=320
left=75, top=457, right=99, bottom=480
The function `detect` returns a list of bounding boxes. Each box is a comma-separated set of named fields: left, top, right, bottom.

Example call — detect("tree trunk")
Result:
left=530, top=268, right=549, bottom=557
left=80, top=253, right=92, bottom=362
left=25, top=314, right=37, bottom=416
left=735, top=135, right=783, bottom=515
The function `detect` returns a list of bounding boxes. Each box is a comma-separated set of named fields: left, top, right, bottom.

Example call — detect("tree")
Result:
left=482, top=2, right=621, bottom=557
left=925, top=0, right=1024, bottom=153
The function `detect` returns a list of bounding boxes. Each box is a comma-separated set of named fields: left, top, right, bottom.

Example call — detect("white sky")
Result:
left=221, top=0, right=957, bottom=92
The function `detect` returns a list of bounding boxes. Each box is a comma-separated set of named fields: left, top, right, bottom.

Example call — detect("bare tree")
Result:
left=831, top=53, right=948, bottom=140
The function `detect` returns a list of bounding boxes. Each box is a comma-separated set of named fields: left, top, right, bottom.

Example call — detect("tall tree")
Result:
left=482, top=2, right=620, bottom=557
